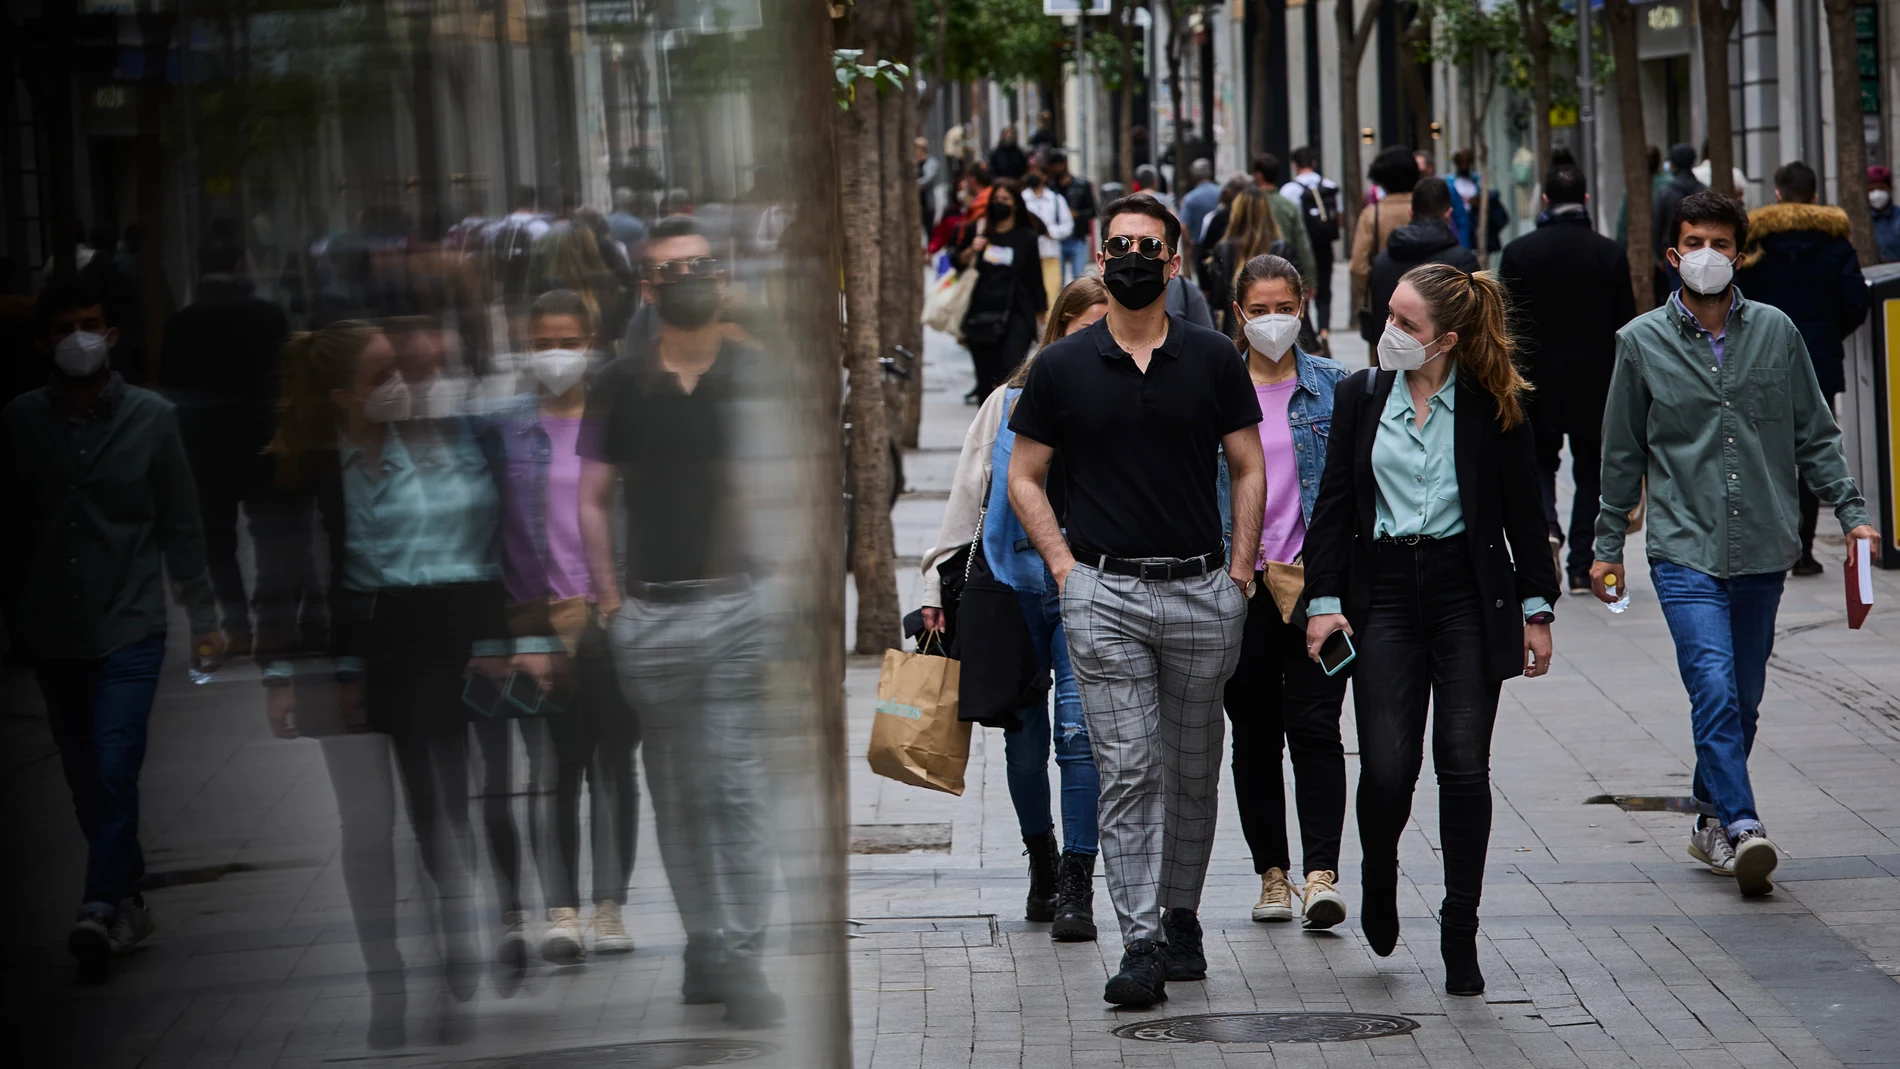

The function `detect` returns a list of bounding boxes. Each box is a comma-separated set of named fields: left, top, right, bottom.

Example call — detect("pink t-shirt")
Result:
left=1254, top=380, right=1306, bottom=568
left=541, top=415, right=591, bottom=601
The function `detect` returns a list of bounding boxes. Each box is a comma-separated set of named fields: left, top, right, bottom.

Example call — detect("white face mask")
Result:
left=408, top=373, right=468, bottom=419
left=1675, top=246, right=1735, bottom=296
left=361, top=377, right=412, bottom=423
left=1871, top=189, right=1892, bottom=211
left=55, top=330, right=111, bottom=378
left=531, top=348, right=589, bottom=396
left=1377, top=321, right=1445, bottom=372
left=1242, top=313, right=1302, bottom=363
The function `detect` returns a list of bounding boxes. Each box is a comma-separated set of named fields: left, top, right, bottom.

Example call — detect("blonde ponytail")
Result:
left=266, top=320, right=382, bottom=487
left=1401, top=262, right=1530, bottom=429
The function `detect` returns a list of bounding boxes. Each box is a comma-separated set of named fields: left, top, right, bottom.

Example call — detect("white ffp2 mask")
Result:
left=55, top=331, right=110, bottom=377
left=531, top=349, right=589, bottom=396
left=1242, top=314, right=1302, bottom=363
left=1376, top=322, right=1444, bottom=372
left=1676, top=247, right=1735, bottom=296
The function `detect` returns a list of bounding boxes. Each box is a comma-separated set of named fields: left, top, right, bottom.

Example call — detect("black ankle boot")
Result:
left=1050, top=850, right=1097, bottom=942
left=1024, top=830, right=1060, bottom=923
left=1440, top=908, right=1484, bottom=996
left=1361, top=862, right=1400, bottom=957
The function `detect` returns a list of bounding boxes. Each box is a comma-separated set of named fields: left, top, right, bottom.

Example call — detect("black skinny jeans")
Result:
left=1222, top=578, right=1348, bottom=876
left=966, top=309, right=1036, bottom=397
left=535, top=622, right=641, bottom=910
left=1351, top=537, right=1501, bottom=928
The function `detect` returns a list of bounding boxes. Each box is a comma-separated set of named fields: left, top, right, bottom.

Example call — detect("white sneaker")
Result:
left=1300, top=870, right=1347, bottom=931
left=1252, top=867, right=1295, bottom=922
left=591, top=901, right=635, bottom=954
left=108, top=896, right=156, bottom=956
left=541, top=907, right=585, bottom=964
left=1687, top=818, right=1737, bottom=876
left=1732, top=828, right=1778, bottom=897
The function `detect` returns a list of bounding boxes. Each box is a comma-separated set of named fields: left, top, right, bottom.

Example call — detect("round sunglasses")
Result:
left=1101, top=235, right=1171, bottom=260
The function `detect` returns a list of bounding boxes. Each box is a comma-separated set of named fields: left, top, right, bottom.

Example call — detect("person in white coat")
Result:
left=1022, top=169, right=1076, bottom=308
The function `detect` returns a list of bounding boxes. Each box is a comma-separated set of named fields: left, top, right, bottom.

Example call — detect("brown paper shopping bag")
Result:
left=867, top=645, right=972, bottom=795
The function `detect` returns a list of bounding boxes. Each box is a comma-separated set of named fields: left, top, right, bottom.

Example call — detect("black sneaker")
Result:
left=682, top=932, right=725, bottom=1004
left=1157, top=908, right=1207, bottom=981
left=1050, top=850, right=1097, bottom=942
left=1792, top=555, right=1824, bottom=577
left=1103, top=939, right=1168, bottom=1007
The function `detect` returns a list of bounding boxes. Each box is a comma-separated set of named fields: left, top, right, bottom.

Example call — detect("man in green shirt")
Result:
left=2, top=279, right=223, bottom=980
left=1589, top=191, right=1878, bottom=897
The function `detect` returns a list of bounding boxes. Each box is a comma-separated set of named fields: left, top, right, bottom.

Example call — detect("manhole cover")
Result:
left=1114, top=1012, right=1419, bottom=1044
left=454, top=1039, right=772, bottom=1067
left=1584, top=794, right=1698, bottom=813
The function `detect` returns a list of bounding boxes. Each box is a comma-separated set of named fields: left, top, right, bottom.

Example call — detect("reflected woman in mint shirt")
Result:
left=1301, top=264, right=1560, bottom=999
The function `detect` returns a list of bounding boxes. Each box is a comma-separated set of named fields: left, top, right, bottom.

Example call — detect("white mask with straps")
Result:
left=1676, top=246, right=1735, bottom=296
left=1376, top=321, right=1445, bottom=372
left=361, top=377, right=412, bottom=423
left=531, top=349, right=589, bottom=396
left=55, top=330, right=110, bottom=378
left=1241, top=313, right=1303, bottom=363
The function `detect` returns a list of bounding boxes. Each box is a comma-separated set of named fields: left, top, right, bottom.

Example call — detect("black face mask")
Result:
left=655, top=277, right=721, bottom=328
left=987, top=200, right=1013, bottom=224
left=1102, top=253, right=1168, bottom=310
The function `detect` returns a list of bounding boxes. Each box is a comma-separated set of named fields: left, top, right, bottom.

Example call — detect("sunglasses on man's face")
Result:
left=649, top=256, right=724, bottom=282
left=1101, top=235, right=1171, bottom=260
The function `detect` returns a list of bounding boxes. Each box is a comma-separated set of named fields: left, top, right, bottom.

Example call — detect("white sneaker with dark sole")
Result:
left=1732, top=830, right=1778, bottom=896
left=108, top=897, right=156, bottom=956
left=1687, top=819, right=1737, bottom=876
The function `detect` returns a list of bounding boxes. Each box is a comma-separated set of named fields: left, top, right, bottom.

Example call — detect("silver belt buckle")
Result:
left=1139, top=560, right=1169, bottom=581
left=1395, top=534, right=1424, bottom=546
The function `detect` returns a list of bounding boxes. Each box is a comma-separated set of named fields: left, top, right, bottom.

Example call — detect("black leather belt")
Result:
left=1070, top=547, right=1223, bottom=581
left=1374, top=533, right=1465, bottom=548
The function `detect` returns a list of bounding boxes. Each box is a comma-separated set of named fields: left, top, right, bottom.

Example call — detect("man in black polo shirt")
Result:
left=1007, top=193, right=1265, bottom=1007
left=578, top=215, right=781, bottom=1027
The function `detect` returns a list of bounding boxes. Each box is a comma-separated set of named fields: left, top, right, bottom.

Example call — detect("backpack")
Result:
left=1300, top=181, right=1341, bottom=247
left=491, top=217, right=537, bottom=299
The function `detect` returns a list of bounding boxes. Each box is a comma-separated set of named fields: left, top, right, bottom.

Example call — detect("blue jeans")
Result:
left=36, top=634, right=167, bottom=908
left=1002, top=573, right=1100, bottom=854
left=1059, top=237, right=1092, bottom=284
left=1649, top=561, right=1785, bottom=836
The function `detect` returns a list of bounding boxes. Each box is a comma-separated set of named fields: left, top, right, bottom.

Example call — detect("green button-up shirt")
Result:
left=2, top=375, right=218, bottom=658
left=1594, top=290, right=1872, bottom=577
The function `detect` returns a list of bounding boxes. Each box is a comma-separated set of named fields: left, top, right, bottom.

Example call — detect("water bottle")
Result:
left=1604, top=573, right=1631, bottom=614
left=187, top=641, right=218, bottom=685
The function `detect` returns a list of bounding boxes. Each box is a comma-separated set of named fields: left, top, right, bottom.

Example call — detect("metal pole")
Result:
left=1577, top=0, right=1597, bottom=229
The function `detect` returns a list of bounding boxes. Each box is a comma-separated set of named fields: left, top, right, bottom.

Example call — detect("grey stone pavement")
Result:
left=4, top=285, right=1900, bottom=1069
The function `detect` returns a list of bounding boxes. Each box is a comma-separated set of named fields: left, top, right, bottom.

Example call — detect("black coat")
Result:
left=1735, top=203, right=1871, bottom=397
left=1651, top=172, right=1705, bottom=261
left=1303, top=369, right=1559, bottom=682
left=1499, top=211, right=1636, bottom=436
left=1362, top=219, right=1481, bottom=344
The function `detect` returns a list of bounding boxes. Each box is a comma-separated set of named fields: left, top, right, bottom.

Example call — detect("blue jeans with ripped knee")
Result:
left=1001, top=570, right=1100, bottom=855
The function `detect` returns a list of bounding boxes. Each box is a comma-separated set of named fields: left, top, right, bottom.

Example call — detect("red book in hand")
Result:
left=1845, top=538, right=1873, bottom=630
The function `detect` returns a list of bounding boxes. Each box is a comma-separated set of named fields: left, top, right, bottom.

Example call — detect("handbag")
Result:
left=961, top=308, right=1010, bottom=347
left=867, top=635, right=972, bottom=795
left=924, top=265, right=978, bottom=335
left=948, top=494, right=1043, bottom=731
left=1264, top=560, right=1307, bottom=625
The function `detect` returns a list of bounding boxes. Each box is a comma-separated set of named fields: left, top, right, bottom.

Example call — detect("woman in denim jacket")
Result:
left=1214, top=255, right=1354, bottom=930
left=921, top=278, right=1107, bottom=942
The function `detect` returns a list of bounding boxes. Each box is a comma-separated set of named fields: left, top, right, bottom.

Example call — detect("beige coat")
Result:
left=1348, top=192, right=1412, bottom=313
left=920, top=386, right=1010, bottom=608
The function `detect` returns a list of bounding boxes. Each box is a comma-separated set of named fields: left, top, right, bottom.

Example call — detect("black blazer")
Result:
left=1303, top=369, right=1559, bottom=682
left=1498, top=213, right=1636, bottom=436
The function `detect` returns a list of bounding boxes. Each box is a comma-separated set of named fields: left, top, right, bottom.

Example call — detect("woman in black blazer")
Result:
left=1301, top=263, right=1559, bottom=997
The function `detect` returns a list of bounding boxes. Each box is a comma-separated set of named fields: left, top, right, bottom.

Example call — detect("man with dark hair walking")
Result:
left=1592, top=191, right=1877, bottom=898
left=1501, top=165, right=1636, bottom=592
left=1362, top=176, right=1480, bottom=346
left=1735, top=160, right=1870, bottom=576
left=1007, top=193, right=1264, bottom=1007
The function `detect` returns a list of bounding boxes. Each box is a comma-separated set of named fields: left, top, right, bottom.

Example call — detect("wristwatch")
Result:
left=1525, top=610, right=1555, bottom=626
left=1243, top=579, right=1258, bottom=600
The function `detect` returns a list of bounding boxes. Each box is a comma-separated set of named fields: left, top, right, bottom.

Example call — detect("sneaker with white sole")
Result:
left=1301, top=870, right=1347, bottom=930
left=1252, top=867, right=1294, bottom=922
left=69, top=906, right=112, bottom=983
left=108, top=896, right=156, bottom=956
left=1687, top=818, right=1737, bottom=876
left=1731, top=828, right=1778, bottom=896
left=591, top=901, right=634, bottom=954
left=541, top=907, right=585, bottom=964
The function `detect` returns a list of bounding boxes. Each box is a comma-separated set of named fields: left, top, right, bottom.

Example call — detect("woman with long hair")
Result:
left=921, top=276, right=1107, bottom=939
left=1207, top=189, right=1289, bottom=334
left=1215, top=255, right=1355, bottom=931
left=1302, top=263, right=1559, bottom=997
left=955, top=177, right=1049, bottom=400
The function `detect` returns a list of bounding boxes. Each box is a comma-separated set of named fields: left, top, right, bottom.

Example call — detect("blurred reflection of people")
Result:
left=497, top=290, right=642, bottom=963
left=3, top=278, right=223, bottom=983
left=579, top=215, right=783, bottom=1027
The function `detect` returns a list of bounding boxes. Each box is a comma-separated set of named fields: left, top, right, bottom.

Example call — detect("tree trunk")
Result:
left=1518, top=0, right=1553, bottom=177
left=1117, top=0, right=1136, bottom=186
left=1164, top=0, right=1188, bottom=194
left=1605, top=0, right=1657, bottom=311
left=1696, top=0, right=1738, bottom=199
left=135, top=10, right=170, bottom=378
left=1336, top=0, right=1380, bottom=261
left=839, top=36, right=901, bottom=654
left=888, top=0, right=925, bottom=447
left=1823, top=0, right=1876, bottom=264
left=1250, top=0, right=1271, bottom=159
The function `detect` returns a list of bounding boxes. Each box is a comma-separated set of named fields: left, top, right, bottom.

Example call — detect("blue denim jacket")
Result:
left=980, top=389, right=1052, bottom=595
left=1218, top=346, right=1351, bottom=549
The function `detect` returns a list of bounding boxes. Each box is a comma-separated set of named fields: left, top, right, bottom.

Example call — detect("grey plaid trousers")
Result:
left=1059, top=562, right=1248, bottom=944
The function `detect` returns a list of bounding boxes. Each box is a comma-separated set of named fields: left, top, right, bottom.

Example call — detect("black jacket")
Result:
left=1651, top=171, right=1705, bottom=261
left=1362, top=219, right=1481, bottom=344
left=1499, top=210, right=1636, bottom=436
left=1735, top=203, right=1871, bottom=397
left=1304, top=369, right=1559, bottom=682
left=957, top=224, right=1047, bottom=323
left=989, top=142, right=1029, bottom=181
left=159, top=277, right=292, bottom=494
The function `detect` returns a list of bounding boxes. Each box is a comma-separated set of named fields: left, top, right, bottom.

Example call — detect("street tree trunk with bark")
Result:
left=838, top=16, right=902, bottom=654
left=1516, top=0, right=1554, bottom=179
left=1250, top=0, right=1271, bottom=157
left=1823, top=0, right=1876, bottom=264
left=1695, top=0, right=1739, bottom=199
left=1336, top=0, right=1381, bottom=257
left=885, top=0, right=925, bottom=447
left=1117, top=0, right=1137, bottom=186
left=1163, top=0, right=1189, bottom=196
left=1605, top=0, right=1657, bottom=310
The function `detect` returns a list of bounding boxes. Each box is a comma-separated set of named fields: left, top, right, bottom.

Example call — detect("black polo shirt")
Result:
left=1009, top=314, right=1260, bottom=560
